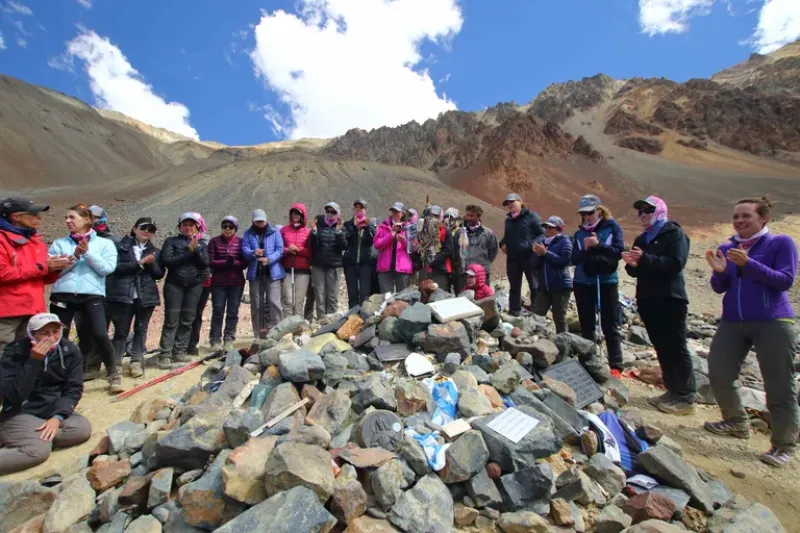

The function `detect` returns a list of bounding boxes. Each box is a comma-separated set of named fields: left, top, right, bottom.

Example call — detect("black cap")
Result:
left=134, top=217, right=157, bottom=230
left=0, top=198, right=50, bottom=217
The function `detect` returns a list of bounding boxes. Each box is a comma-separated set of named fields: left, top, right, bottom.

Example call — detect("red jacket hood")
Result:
left=290, top=203, right=308, bottom=224
left=469, top=263, right=488, bottom=288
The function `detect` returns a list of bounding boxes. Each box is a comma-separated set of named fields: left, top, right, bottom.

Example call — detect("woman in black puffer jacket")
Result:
left=106, top=217, right=164, bottom=378
left=498, top=193, right=544, bottom=316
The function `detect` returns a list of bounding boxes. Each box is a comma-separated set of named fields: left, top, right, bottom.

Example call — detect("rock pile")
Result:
left=2, top=288, right=784, bottom=533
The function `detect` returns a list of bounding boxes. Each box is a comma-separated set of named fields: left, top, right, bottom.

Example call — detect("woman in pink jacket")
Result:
left=374, top=202, right=413, bottom=293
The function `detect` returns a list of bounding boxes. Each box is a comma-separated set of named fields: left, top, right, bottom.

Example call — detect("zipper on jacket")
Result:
left=737, top=278, right=743, bottom=320
left=544, top=255, right=549, bottom=291
left=357, top=228, right=363, bottom=265
left=763, top=288, right=770, bottom=308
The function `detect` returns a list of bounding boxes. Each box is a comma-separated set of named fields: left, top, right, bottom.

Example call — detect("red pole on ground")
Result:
left=110, top=351, right=223, bottom=403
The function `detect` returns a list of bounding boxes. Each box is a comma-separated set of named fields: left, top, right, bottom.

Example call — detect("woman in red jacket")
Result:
left=208, top=216, right=247, bottom=352
left=280, top=203, right=312, bottom=317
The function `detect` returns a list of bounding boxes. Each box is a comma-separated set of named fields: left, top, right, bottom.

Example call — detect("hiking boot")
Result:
left=187, top=347, right=200, bottom=356
left=656, top=399, right=696, bottom=416
left=223, top=340, right=235, bottom=352
left=173, top=353, right=192, bottom=363
left=129, top=362, right=144, bottom=378
left=648, top=392, right=672, bottom=408
left=759, top=447, right=794, bottom=468
left=210, top=342, right=223, bottom=353
left=83, top=367, right=104, bottom=381
left=108, top=375, right=124, bottom=394
left=158, top=356, right=174, bottom=370
left=703, top=420, right=750, bottom=439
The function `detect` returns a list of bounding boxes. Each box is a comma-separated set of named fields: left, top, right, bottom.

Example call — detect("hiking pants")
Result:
left=108, top=300, right=155, bottom=364
left=51, top=297, right=117, bottom=378
left=0, top=413, right=92, bottom=475
left=210, top=284, right=244, bottom=344
left=159, top=281, right=203, bottom=357
left=344, top=263, right=374, bottom=310
left=709, top=320, right=799, bottom=451
left=281, top=272, right=311, bottom=318
left=507, top=258, right=536, bottom=315
left=0, top=316, right=29, bottom=357
left=250, top=277, right=282, bottom=336
left=312, top=267, right=340, bottom=318
left=378, top=272, right=410, bottom=295
left=573, top=282, right=623, bottom=370
left=533, top=289, right=572, bottom=334
left=638, top=298, right=696, bottom=403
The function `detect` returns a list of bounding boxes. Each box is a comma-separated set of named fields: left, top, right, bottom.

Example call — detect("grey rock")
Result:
left=107, top=421, right=145, bottom=455
left=651, top=486, right=690, bottom=516
left=396, top=303, right=432, bottom=343
left=416, top=322, right=471, bottom=356
left=628, top=326, right=651, bottom=345
left=306, top=389, right=352, bottom=435
left=277, top=424, right=332, bottom=448
left=154, top=409, right=227, bottom=470
left=496, top=464, right=554, bottom=514
left=553, top=469, right=606, bottom=506
left=639, top=445, right=714, bottom=513
left=178, top=451, right=245, bottom=530
left=378, top=316, right=400, bottom=342
left=464, top=364, right=490, bottom=384
left=584, top=453, right=626, bottom=497
left=707, top=502, right=785, bottom=533
left=395, top=381, right=433, bottom=417
left=205, top=365, right=254, bottom=408
left=440, top=430, right=490, bottom=484
left=43, top=477, right=96, bottom=533
left=515, top=351, right=534, bottom=370
left=472, top=405, right=561, bottom=472
left=322, top=354, right=348, bottom=383
left=267, top=315, right=307, bottom=340
left=264, top=442, right=335, bottom=503
left=465, top=469, right=503, bottom=509
left=213, top=486, right=336, bottom=533
left=580, top=352, right=611, bottom=384
left=510, top=387, right=580, bottom=442
left=603, top=377, right=629, bottom=408
left=529, top=339, right=560, bottom=368
left=224, top=349, right=242, bottom=368
left=120, top=430, right=148, bottom=458
left=595, top=505, right=632, bottom=533
left=0, top=481, right=57, bottom=532
left=707, top=479, right=734, bottom=509
left=93, top=487, right=122, bottom=524
left=162, top=503, right=206, bottom=533
left=472, top=354, right=500, bottom=373
left=555, top=332, right=597, bottom=359
left=148, top=468, right=173, bottom=510
left=695, top=372, right=717, bottom=405
left=372, top=459, right=408, bottom=510
left=400, top=434, right=432, bottom=477
left=342, top=350, right=371, bottom=371
left=125, top=515, right=161, bottom=533
left=389, top=474, right=454, bottom=533
left=104, top=512, right=129, bottom=533
left=278, top=350, right=326, bottom=383
left=442, top=353, right=461, bottom=374
left=261, top=382, right=306, bottom=433
left=394, top=287, right=422, bottom=304
left=223, top=407, right=266, bottom=448
left=491, top=362, right=522, bottom=394
left=458, top=387, right=494, bottom=417
left=353, top=374, right=397, bottom=412
left=176, top=470, right=204, bottom=487
left=151, top=505, right=170, bottom=524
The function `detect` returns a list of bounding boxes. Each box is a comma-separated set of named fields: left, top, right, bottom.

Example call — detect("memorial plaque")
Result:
left=357, top=410, right=404, bottom=452
left=542, top=359, right=603, bottom=409
left=312, top=316, right=348, bottom=337
left=427, top=297, right=483, bottom=322
left=373, top=343, right=412, bottom=363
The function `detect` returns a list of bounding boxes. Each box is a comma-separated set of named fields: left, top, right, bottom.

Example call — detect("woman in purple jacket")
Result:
left=208, top=216, right=246, bottom=352
left=703, top=197, right=799, bottom=468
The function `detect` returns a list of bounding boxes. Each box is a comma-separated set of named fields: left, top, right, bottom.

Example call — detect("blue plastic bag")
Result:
left=427, top=379, right=458, bottom=427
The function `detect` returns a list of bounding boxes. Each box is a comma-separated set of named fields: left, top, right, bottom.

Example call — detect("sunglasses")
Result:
left=138, top=225, right=156, bottom=233
left=580, top=210, right=596, bottom=217
left=221, top=224, right=236, bottom=230
left=638, top=206, right=656, bottom=216
left=325, top=209, right=337, bottom=215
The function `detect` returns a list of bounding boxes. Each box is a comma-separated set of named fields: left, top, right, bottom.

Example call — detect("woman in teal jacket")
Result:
left=49, top=204, right=120, bottom=392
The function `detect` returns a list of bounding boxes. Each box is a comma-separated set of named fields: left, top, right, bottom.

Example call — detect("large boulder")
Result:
left=496, top=464, right=554, bottom=514
left=395, top=381, right=433, bottom=417
left=496, top=511, right=549, bottom=533
left=268, top=316, right=308, bottom=340
left=389, top=474, right=454, bottom=533
left=639, top=446, right=714, bottom=514
left=279, top=350, right=326, bottom=383
left=306, top=389, right=352, bottom=435
left=371, top=459, right=410, bottom=510
left=584, top=453, right=627, bottom=497
left=353, top=374, right=397, bottom=412
left=395, top=303, right=432, bottom=343
left=154, top=409, right=227, bottom=470
left=416, top=322, right=471, bottom=357
left=0, top=481, right=56, bottom=532
left=261, top=382, right=307, bottom=434
left=439, top=430, right=490, bottom=484
left=222, top=436, right=278, bottom=505
left=458, top=387, right=494, bottom=417
left=465, top=468, right=503, bottom=509
left=707, top=502, right=786, bottom=533
left=212, top=486, right=337, bottom=533
left=43, top=478, right=95, bottom=533
left=264, top=442, right=335, bottom=503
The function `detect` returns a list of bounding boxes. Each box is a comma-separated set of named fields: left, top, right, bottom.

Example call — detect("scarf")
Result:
left=93, top=222, right=110, bottom=234
left=510, top=210, right=521, bottom=219
left=734, top=226, right=769, bottom=251
left=70, top=230, right=93, bottom=244
left=189, top=213, right=208, bottom=239
left=643, top=196, right=668, bottom=244
left=466, top=221, right=481, bottom=233
left=324, top=215, right=339, bottom=226
left=582, top=220, right=600, bottom=232
left=354, top=211, right=368, bottom=227
left=544, top=234, right=560, bottom=245
left=0, top=217, right=36, bottom=239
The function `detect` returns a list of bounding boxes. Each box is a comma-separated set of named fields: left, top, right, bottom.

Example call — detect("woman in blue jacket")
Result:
left=571, top=195, right=625, bottom=375
left=48, top=204, right=120, bottom=392
left=242, top=209, right=285, bottom=338
left=532, top=216, right=573, bottom=333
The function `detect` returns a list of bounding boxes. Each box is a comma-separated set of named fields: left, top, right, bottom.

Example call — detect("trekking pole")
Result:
left=260, top=270, right=269, bottom=339
left=291, top=255, right=296, bottom=316
left=596, top=277, right=606, bottom=360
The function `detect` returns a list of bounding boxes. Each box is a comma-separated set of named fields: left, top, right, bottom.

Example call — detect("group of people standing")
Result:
left=0, top=190, right=797, bottom=473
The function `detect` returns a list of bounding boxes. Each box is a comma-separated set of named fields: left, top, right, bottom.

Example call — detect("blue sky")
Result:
left=0, top=0, right=797, bottom=145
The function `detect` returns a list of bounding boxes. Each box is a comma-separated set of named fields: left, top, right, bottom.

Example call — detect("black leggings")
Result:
left=573, top=282, right=623, bottom=370
left=51, top=296, right=117, bottom=378
left=108, top=300, right=156, bottom=363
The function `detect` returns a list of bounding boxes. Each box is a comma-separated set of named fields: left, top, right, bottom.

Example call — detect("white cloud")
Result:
left=638, top=0, right=715, bottom=35
left=16, top=37, right=26, bottom=48
left=76, top=0, right=92, bottom=9
left=3, top=1, right=32, bottom=15
left=750, top=0, right=800, bottom=53
left=57, top=28, right=200, bottom=140
left=249, top=0, right=463, bottom=139
left=0, top=31, right=5, bottom=50
left=9, top=19, right=30, bottom=36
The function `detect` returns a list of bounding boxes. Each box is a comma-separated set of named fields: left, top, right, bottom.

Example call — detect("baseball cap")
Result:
left=502, top=193, right=522, bottom=206
left=134, top=217, right=157, bottom=230
left=0, top=198, right=50, bottom=217
left=88, top=205, right=106, bottom=218
left=178, top=212, right=201, bottom=226
left=353, top=199, right=368, bottom=209
left=577, top=194, right=601, bottom=213
left=390, top=202, right=405, bottom=213
left=428, top=205, right=443, bottom=217
left=325, top=202, right=341, bottom=215
left=444, top=207, right=459, bottom=219
left=466, top=268, right=477, bottom=276
left=542, top=216, right=565, bottom=229
left=28, top=313, right=63, bottom=332
left=633, top=196, right=657, bottom=210
left=252, top=209, right=267, bottom=223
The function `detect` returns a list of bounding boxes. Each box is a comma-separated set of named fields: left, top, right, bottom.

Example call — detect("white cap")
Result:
left=252, top=209, right=267, bottom=223
left=28, top=313, right=62, bottom=332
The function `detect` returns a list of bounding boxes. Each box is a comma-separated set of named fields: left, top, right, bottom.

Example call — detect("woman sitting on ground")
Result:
left=0, top=313, right=92, bottom=475
left=703, top=196, right=798, bottom=468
